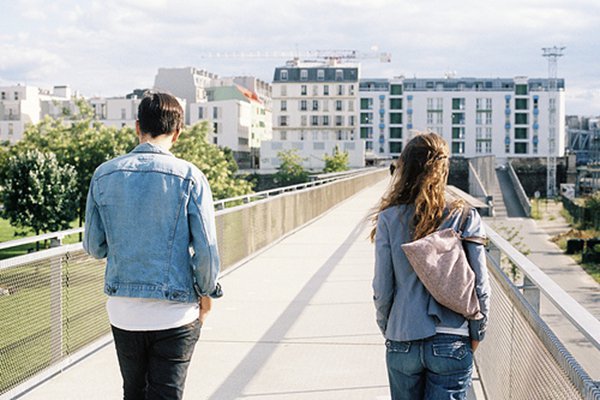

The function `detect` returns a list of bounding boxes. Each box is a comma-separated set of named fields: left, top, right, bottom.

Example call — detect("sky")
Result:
left=0, top=0, right=599, bottom=115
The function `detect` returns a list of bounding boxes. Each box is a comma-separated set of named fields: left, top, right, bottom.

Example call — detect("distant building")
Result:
left=0, top=84, right=75, bottom=143
left=89, top=96, right=143, bottom=129
left=359, top=77, right=566, bottom=164
left=566, top=115, right=600, bottom=165
left=261, top=59, right=364, bottom=171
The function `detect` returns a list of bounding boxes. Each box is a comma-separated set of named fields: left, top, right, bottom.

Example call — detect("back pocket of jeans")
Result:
left=432, top=341, right=468, bottom=360
left=385, top=340, right=411, bottom=353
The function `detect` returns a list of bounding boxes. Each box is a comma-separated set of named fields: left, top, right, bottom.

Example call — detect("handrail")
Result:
left=485, top=223, right=600, bottom=351
left=507, top=161, right=532, bottom=216
left=0, top=227, right=84, bottom=251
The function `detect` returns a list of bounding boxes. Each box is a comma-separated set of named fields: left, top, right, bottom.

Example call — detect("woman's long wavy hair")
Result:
left=370, top=132, right=460, bottom=242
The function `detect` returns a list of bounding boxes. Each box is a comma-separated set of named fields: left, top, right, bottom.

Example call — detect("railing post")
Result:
left=487, top=242, right=501, bottom=268
left=522, top=276, right=541, bottom=312
left=49, top=238, right=63, bottom=363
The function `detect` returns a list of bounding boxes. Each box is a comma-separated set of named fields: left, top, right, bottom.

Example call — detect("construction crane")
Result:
left=542, top=45, right=565, bottom=198
left=197, top=49, right=391, bottom=63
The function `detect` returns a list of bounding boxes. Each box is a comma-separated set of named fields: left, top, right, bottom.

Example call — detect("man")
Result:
left=84, top=92, right=221, bottom=400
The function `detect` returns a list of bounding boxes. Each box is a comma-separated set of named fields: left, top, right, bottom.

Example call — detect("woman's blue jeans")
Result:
left=385, top=334, right=473, bottom=400
left=111, top=320, right=201, bottom=400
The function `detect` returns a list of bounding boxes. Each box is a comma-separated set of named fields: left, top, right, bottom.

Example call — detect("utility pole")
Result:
left=542, top=46, right=565, bottom=198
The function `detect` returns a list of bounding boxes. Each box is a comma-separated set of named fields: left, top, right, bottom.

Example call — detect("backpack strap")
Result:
left=458, top=204, right=487, bottom=245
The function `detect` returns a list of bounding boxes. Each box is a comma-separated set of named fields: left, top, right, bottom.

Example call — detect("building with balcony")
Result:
left=359, top=76, right=566, bottom=163
left=260, top=59, right=365, bottom=171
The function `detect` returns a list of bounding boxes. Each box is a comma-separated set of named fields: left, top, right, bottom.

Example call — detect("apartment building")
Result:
left=260, top=59, right=365, bottom=171
left=0, top=84, right=76, bottom=143
left=359, top=77, right=566, bottom=163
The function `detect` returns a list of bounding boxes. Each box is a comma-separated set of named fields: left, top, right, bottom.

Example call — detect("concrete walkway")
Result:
left=21, top=179, right=394, bottom=400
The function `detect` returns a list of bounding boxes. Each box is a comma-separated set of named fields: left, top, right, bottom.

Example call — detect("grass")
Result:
left=0, top=218, right=82, bottom=260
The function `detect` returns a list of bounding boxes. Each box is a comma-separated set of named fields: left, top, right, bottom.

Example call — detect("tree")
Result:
left=274, top=149, right=309, bottom=186
left=323, top=146, right=349, bottom=173
left=14, top=113, right=137, bottom=225
left=1, top=150, right=79, bottom=238
left=172, top=122, right=253, bottom=199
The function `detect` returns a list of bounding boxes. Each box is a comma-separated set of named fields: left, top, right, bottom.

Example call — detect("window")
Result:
left=515, top=127, right=528, bottom=139
left=452, top=98, right=465, bottom=110
left=348, top=101, right=354, bottom=111
left=213, top=107, right=219, bottom=119
left=452, top=142, right=465, bottom=154
left=515, top=98, right=529, bottom=110
left=311, top=116, right=319, bottom=126
left=390, top=127, right=402, bottom=138
left=323, top=85, right=329, bottom=96
left=213, top=122, right=219, bottom=134
left=476, top=98, right=492, bottom=110
left=335, top=116, right=343, bottom=126
left=365, top=141, right=374, bottom=151
left=14, top=92, right=19, bottom=100
left=361, top=112, right=373, bottom=124
left=390, top=142, right=403, bottom=153
left=390, top=113, right=402, bottom=124
left=300, top=100, right=307, bottom=111
left=198, top=107, right=204, bottom=119
left=280, top=70, right=288, bottom=81
left=361, top=127, right=373, bottom=139
left=337, top=85, right=344, bottom=95
left=361, top=98, right=373, bottom=110
left=335, top=100, right=343, bottom=111
left=349, top=85, right=355, bottom=95
left=121, top=108, right=126, bottom=119
left=280, top=100, right=287, bottom=111
left=301, top=115, right=307, bottom=126
left=390, top=84, right=403, bottom=95
left=300, top=69, right=308, bottom=81
left=317, top=69, right=325, bottom=81
left=452, top=113, right=465, bottom=125
left=515, top=84, right=528, bottom=95
left=279, top=116, right=288, bottom=126
left=514, top=142, right=528, bottom=154
left=349, top=116, right=355, bottom=126
left=322, top=116, right=330, bottom=126
left=515, top=113, right=528, bottom=125
left=335, top=69, right=343, bottom=81
left=390, top=98, right=402, bottom=110
left=312, top=100, right=319, bottom=111
left=280, top=131, right=287, bottom=140
left=452, top=127, right=465, bottom=139
left=301, top=85, right=307, bottom=96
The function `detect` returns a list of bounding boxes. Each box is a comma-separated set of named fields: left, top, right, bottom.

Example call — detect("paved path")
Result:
left=21, top=179, right=396, bottom=400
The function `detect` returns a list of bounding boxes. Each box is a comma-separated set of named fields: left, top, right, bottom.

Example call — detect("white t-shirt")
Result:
left=107, top=296, right=199, bottom=331
left=435, top=320, right=469, bottom=337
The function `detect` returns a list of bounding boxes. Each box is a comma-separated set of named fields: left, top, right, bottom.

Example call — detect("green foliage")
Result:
left=585, top=191, right=600, bottom=228
left=274, top=149, right=309, bottom=186
left=323, top=146, right=349, bottom=173
left=13, top=115, right=137, bottom=225
left=1, top=150, right=79, bottom=235
left=172, top=122, right=253, bottom=200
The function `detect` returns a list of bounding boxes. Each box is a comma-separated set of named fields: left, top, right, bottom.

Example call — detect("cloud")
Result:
left=0, top=44, right=65, bottom=82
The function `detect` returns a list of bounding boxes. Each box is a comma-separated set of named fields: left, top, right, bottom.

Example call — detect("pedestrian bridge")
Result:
left=1, top=169, right=599, bottom=400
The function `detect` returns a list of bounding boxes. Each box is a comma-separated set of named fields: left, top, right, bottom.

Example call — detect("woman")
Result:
left=371, top=132, right=490, bottom=400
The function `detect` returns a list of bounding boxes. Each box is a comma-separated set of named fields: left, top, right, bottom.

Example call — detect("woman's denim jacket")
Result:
left=373, top=205, right=490, bottom=341
left=83, top=143, right=220, bottom=303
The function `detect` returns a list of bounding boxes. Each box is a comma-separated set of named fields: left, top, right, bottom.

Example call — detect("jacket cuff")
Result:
left=194, top=282, right=223, bottom=299
left=469, top=317, right=487, bottom=341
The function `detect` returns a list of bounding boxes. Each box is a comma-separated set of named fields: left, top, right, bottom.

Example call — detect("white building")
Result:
left=261, top=59, right=365, bottom=171
left=0, top=85, right=74, bottom=143
left=89, top=96, right=143, bottom=129
left=359, top=76, right=566, bottom=163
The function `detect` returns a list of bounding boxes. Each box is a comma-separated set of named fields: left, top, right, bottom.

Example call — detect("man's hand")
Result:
left=199, top=296, right=212, bottom=324
left=471, top=340, right=480, bottom=352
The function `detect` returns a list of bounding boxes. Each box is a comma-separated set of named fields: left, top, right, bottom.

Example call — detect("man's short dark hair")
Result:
left=137, top=92, right=184, bottom=137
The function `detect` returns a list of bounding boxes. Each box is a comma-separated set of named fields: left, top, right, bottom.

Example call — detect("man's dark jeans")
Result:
left=111, top=320, right=201, bottom=400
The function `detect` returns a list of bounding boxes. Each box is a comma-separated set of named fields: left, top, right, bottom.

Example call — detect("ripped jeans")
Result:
left=385, top=334, right=473, bottom=400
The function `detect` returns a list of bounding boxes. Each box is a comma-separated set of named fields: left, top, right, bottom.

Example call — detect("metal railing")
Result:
left=0, top=168, right=389, bottom=399
left=507, top=161, right=532, bottom=216
left=477, top=224, right=600, bottom=400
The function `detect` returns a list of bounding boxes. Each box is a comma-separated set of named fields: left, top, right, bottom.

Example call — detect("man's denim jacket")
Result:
left=83, top=142, right=220, bottom=303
